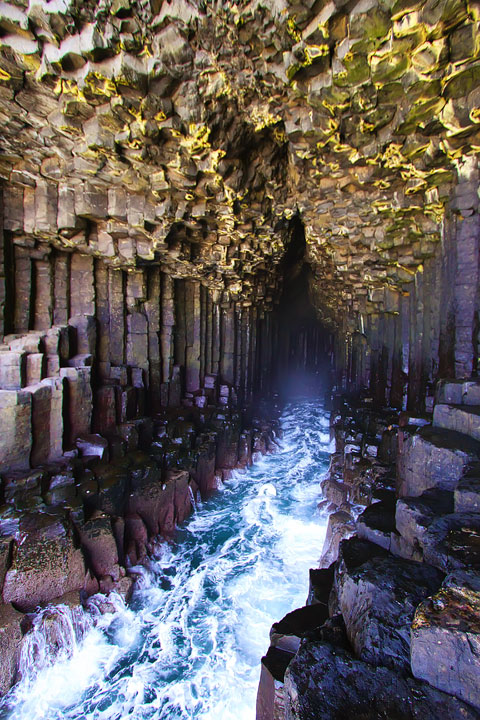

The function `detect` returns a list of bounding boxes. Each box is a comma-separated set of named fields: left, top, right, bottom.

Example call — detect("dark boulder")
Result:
left=335, top=538, right=443, bottom=673
left=284, top=641, right=480, bottom=720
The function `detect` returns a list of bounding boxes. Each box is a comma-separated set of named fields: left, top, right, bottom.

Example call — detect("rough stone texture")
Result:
left=434, top=404, right=480, bottom=442
left=335, top=538, right=443, bottom=673
left=394, top=489, right=454, bottom=562
left=411, top=585, right=480, bottom=710
left=397, top=426, right=480, bottom=497
left=2, top=513, right=86, bottom=612
left=284, top=642, right=480, bottom=720
left=2, top=1, right=480, bottom=712
left=0, top=0, right=479, bottom=415
left=356, top=498, right=396, bottom=551
left=0, top=390, right=32, bottom=470
left=75, top=513, right=120, bottom=582
left=0, top=604, right=22, bottom=696
left=455, top=464, right=480, bottom=513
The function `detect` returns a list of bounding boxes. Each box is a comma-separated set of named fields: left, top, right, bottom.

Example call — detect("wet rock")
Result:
left=173, top=470, right=195, bottom=526
left=93, top=463, right=129, bottom=516
left=321, top=477, right=349, bottom=507
left=411, top=584, right=480, bottom=710
left=270, top=604, right=330, bottom=655
left=0, top=603, right=23, bottom=695
left=192, top=435, right=218, bottom=497
left=127, top=463, right=178, bottom=537
left=2, top=512, right=85, bottom=612
left=284, top=641, right=480, bottom=720
left=335, top=538, right=443, bottom=673
left=397, top=426, right=480, bottom=497
left=124, top=513, right=148, bottom=565
left=0, top=535, right=13, bottom=594
left=215, top=418, right=241, bottom=469
left=256, top=647, right=290, bottom=720
left=76, top=513, right=120, bottom=582
left=307, top=565, right=334, bottom=607
left=356, top=498, right=396, bottom=551
left=76, top=434, right=109, bottom=460
left=319, top=510, right=355, bottom=568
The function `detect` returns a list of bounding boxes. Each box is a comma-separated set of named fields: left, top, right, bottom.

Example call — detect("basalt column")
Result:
left=332, top=161, right=480, bottom=414
left=0, top=217, right=283, bottom=472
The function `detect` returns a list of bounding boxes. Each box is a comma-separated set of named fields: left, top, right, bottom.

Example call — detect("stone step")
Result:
left=455, top=463, right=480, bottom=513
left=397, top=425, right=480, bottom=497
left=411, top=578, right=480, bottom=711
left=393, top=489, right=454, bottom=562
left=356, top=497, right=396, bottom=552
left=270, top=604, right=330, bottom=655
left=334, top=537, right=443, bottom=674
left=436, top=379, right=480, bottom=406
left=395, top=491, right=480, bottom=571
left=433, top=403, right=480, bottom=442
left=284, top=640, right=480, bottom=720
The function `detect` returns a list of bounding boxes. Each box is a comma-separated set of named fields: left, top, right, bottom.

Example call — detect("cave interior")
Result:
left=0, top=0, right=480, bottom=716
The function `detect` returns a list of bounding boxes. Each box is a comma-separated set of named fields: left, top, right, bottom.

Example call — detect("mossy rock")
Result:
left=364, top=106, right=397, bottom=132
left=335, top=55, right=370, bottom=88
left=350, top=6, right=391, bottom=43
left=371, top=52, right=410, bottom=84
left=449, top=22, right=480, bottom=64
left=443, top=63, right=480, bottom=100
left=378, top=82, right=405, bottom=104
left=405, top=78, right=442, bottom=103
left=420, top=0, right=469, bottom=33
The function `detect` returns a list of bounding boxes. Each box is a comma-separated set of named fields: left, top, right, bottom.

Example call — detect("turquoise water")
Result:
left=0, top=399, right=332, bottom=720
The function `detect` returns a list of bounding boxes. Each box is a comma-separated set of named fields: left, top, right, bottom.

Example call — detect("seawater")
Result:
left=0, top=399, right=332, bottom=720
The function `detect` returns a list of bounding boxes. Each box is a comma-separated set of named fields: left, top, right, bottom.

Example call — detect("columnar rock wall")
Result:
left=334, top=159, right=480, bottom=412
left=259, top=391, right=480, bottom=720
left=1, top=0, right=480, bottom=416
left=0, top=217, right=286, bottom=471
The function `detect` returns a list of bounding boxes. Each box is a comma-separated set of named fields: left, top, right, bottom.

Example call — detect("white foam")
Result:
left=1, top=399, right=332, bottom=720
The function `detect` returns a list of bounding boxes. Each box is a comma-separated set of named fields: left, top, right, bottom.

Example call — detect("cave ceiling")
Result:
left=0, top=0, right=479, bottom=326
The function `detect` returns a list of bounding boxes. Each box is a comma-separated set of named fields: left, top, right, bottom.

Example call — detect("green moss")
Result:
left=371, top=52, right=410, bottom=83
left=444, top=63, right=480, bottom=99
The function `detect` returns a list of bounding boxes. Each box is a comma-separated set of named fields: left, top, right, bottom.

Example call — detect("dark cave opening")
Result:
left=274, top=216, right=332, bottom=399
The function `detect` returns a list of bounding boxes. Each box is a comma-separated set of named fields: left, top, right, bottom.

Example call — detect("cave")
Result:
left=0, top=1, right=480, bottom=718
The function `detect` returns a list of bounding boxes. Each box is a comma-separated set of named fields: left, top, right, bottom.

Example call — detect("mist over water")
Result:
left=0, top=399, right=332, bottom=720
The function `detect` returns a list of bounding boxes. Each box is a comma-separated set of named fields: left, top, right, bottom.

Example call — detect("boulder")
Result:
left=284, top=641, right=480, bottom=720
left=0, top=603, right=23, bottom=695
left=335, top=538, right=443, bottom=673
left=397, top=426, right=480, bottom=497
left=2, top=512, right=85, bottom=612
left=75, top=513, right=120, bottom=581
left=411, top=584, right=480, bottom=710
left=434, top=403, right=480, bottom=442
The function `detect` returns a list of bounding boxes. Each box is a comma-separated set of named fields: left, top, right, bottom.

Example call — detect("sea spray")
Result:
left=1, top=399, right=331, bottom=720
